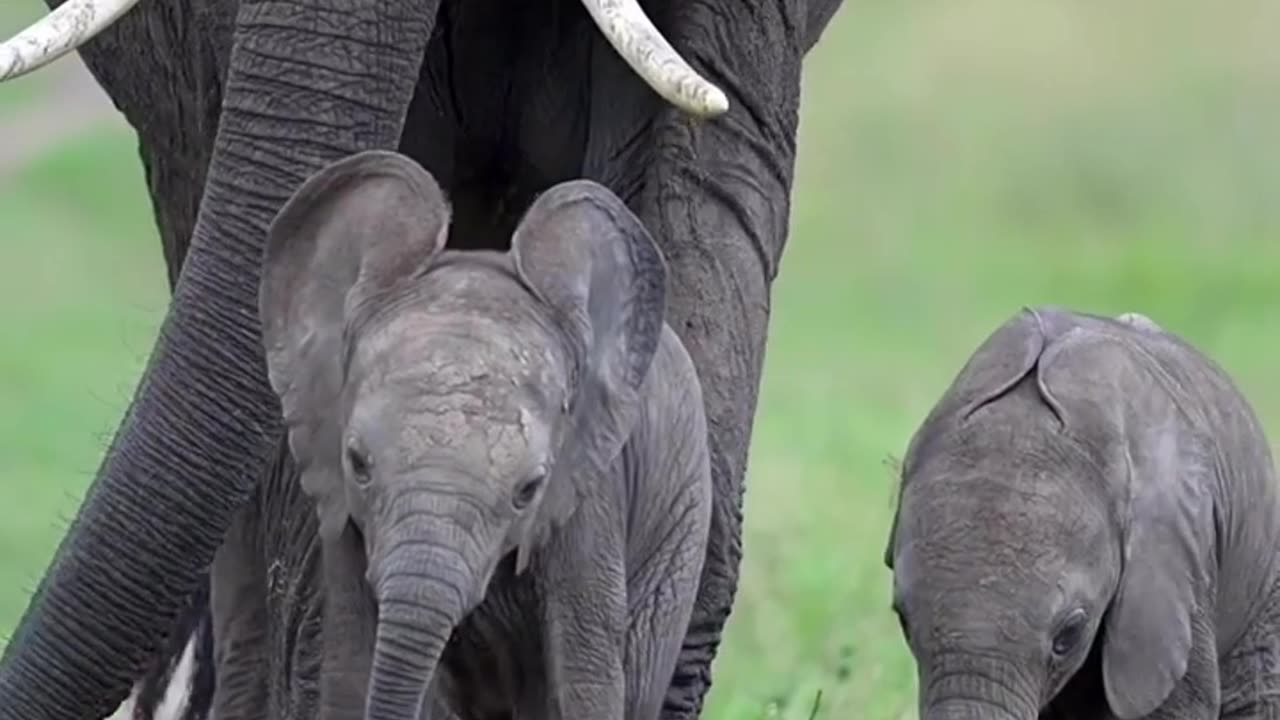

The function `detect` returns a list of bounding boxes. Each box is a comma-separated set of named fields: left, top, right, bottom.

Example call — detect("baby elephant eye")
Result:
left=346, top=440, right=373, bottom=485
left=512, top=473, right=546, bottom=511
left=1051, top=609, right=1089, bottom=657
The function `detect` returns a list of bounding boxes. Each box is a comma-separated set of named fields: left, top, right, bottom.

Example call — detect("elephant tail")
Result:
left=129, top=573, right=216, bottom=720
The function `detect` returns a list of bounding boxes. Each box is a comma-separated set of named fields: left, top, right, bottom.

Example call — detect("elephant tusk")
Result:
left=578, top=0, right=729, bottom=118
left=0, top=0, right=142, bottom=82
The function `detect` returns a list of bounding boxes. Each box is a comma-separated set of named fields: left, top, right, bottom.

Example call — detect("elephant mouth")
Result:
left=0, top=0, right=728, bottom=118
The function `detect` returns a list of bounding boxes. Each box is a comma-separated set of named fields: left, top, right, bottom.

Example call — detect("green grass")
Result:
left=0, top=127, right=164, bottom=626
left=2, top=1, right=1280, bottom=718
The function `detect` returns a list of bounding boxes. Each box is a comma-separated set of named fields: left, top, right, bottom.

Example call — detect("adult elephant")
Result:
left=0, top=0, right=842, bottom=717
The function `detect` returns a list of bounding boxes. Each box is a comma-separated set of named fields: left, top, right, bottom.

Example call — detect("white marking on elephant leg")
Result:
left=1114, top=312, right=1162, bottom=332
left=104, top=632, right=196, bottom=720
left=155, top=634, right=196, bottom=720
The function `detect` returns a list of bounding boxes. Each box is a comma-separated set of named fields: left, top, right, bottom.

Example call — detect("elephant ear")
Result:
left=260, top=150, right=451, bottom=536
left=510, top=179, right=667, bottom=553
left=884, top=306, right=1075, bottom=568
left=1037, top=328, right=1214, bottom=720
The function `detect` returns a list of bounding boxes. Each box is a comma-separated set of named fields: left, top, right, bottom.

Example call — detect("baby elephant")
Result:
left=259, top=150, right=712, bottom=719
left=885, top=306, right=1280, bottom=720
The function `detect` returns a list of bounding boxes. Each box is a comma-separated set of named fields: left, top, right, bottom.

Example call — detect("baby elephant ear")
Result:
left=900, top=307, right=1066, bottom=482
left=259, top=150, right=451, bottom=533
left=1037, top=331, right=1213, bottom=720
left=511, top=180, right=667, bottom=522
left=1100, top=420, right=1211, bottom=718
left=948, top=307, right=1076, bottom=422
left=888, top=306, right=1077, bottom=568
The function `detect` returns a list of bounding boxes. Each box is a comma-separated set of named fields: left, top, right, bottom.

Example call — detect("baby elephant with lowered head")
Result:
left=259, top=150, right=712, bottom=720
left=885, top=306, right=1280, bottom=720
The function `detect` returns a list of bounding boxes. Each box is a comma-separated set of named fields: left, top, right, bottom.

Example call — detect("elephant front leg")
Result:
left=637, top=2, right=806, bottom=717
left=319, top=523, right=378, bottom=720
left=622, top=493, right=713, bottom=720
left=209, top=506, right=270, bottom=720
left=1220, top=591, right=1280, bottom=720
left=540, top=514, right=628, bottom=720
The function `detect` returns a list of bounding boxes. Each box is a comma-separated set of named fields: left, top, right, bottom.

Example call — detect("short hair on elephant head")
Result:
left=883, top=306, right=1240, bottom=720
left=257, top=149, right=674, bottom=717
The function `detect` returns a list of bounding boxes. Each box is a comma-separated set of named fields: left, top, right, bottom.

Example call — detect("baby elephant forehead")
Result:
left=350, top=311, right=563, bottom=476
left=358, top=316, right=554, bottom=396
left=353, top=366, right=551, bottom=481
left=358, top=308, right=559, bottom=380
left=391, top=399, right=543, bottom=479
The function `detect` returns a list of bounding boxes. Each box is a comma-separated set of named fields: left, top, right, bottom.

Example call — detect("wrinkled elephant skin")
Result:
left=251, top=152, right=712, bottom=719
left=885, top=307, right=1280, bottom=720
left=0, top=0, right=846, bottom=717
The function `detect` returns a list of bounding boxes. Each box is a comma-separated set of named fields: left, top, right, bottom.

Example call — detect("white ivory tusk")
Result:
left=578, top=0, right=730, bottom=118
left=0, top=0, right=142, bottom=82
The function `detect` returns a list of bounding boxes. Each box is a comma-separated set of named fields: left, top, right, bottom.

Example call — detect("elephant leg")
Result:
left=319, top=523, right=377, bottom=720
left=209, top=503, right=270, bottom=720
left=131, top=577, right=215, bottom=720
left=639, top=3, right=805, bottom=717
left=0, top=3, right=440, bottom=718
left=1220, top=587, right=1280, bottom=720
left=542, top=510, right=629, bottom=720
left=622, top=497, right=711, bottom=720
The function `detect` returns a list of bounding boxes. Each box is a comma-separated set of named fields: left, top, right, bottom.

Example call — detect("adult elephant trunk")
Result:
left=0, top=0, right=729, bottom=718
left=366, top=532, right=480, bottom=720
left=0, top=2, right=440, bottom=718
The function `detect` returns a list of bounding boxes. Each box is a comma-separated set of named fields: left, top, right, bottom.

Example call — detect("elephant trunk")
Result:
left=0, top=4, right=443, bottom=717
left=365, top=528, right=480, bottom=720
left=921, top=656, right=1038, bottom=720
left=924, top=700, right=1026, bottom=720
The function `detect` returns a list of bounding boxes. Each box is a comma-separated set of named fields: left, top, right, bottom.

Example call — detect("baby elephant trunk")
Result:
left=921, top=657, right=1038, bottom=720
left=365, top=523, right=480, bottom=720
left=925, top=700, right=1029, bottom=720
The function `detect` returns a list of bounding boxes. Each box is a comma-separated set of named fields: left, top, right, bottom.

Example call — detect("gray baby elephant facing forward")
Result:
left=885, top=307, right=1280, bottom=720
left=259, top=150, right=712, bottom=719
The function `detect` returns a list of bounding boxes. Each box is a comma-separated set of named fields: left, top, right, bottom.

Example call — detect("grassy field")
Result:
left=2, top=1, right=1279, bottom=718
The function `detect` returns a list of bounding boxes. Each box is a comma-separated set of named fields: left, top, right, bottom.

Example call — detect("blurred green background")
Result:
left=1, top=1, right=1277, bottom=718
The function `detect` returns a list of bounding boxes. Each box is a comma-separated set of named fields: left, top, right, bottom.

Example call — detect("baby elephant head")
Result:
left=884, top=308, right=1216, bottom=720
left=259, top=150, right=667, bottom=719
